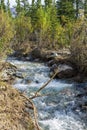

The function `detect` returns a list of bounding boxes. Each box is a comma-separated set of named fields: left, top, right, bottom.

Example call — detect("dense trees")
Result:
left=56, top=0, right=75, bottom=23
left=0, top=10, right=15, bottom=55
left=0, top=0, right=87, bottom=55
left=0, top=0, right=6, bottom=11
left=84, top=0, right=87, bottom=17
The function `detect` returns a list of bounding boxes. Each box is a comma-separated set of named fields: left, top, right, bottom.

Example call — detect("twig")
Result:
left=20, top=93, right=41, bottom=130
left=30, top=70, right=58, bottom=99
left=31, top=91, right=60, bottom=98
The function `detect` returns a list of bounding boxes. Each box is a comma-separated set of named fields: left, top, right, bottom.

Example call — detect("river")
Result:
left=8, top=58, right=87, bottom=130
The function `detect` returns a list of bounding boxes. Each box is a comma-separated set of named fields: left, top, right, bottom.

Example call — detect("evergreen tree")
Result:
left=75, top=0, right=84, bottom=18
left=15, top=0, right=21, bottom=15
left=84, top=0, right=87, bottom=17
left=20, top=0, right=29, bottom=12
left=0, top=10, right=15, bottom=54
left=7, top=0, right=11, bottom=16
left=45, top=0, right=52, bottom=7
left=32, top=0, right=35, bottom=6
left=36, top=0, right=41, bottom=7
left=75, top=0, right=79, bottom=18
left=0, top=0, right=6, bottom=11
left=56, top=0, right=75, bottom=23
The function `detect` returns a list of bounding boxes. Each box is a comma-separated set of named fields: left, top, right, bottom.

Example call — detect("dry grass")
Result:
left=0, top=81, right=35, bottom=130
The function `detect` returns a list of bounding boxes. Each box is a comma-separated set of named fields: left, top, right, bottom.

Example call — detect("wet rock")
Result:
left=23, top=79, right=32, bottom=84
left=50, top=64, right=58, bottom=71
left=30, top=47, right=42, bottom=59
left=13, top=72, right=24, bottom=79
left=35, top=80, right=39, bottom=83
left=76, top=92, right=87, bottom=98
left=51, top=64, right=76, bottom=79
left=0, top=62, right=17, bottom=83
left=47, top=60, right=55, bottom=66
left=58, top=64, right=73, bottom=72
left=72, top=75, right=87, bottom=83
left=58, top=69, right=76, bottom=79
left=46, top=52, right=58, bottom=59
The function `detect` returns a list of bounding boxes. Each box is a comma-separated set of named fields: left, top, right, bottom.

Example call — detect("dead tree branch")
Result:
left=30, top=70, right=58, bottom=99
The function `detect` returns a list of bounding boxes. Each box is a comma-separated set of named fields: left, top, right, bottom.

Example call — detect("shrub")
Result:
left=0, top=10, right=15, bottom=56
left=70, top=19, right=87, bottom=75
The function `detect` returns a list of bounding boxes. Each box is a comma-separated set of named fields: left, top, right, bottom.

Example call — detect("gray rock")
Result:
left=13, top=72, right=24, bottom=78
left=51, top=64, right=76, bottom=79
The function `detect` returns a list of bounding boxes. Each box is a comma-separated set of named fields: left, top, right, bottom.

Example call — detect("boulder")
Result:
left=30, top=47, right=42, bottom=59
left=0, top=62, right=17, bottom=83
left=57, top=64, right=76, bottom=79
left=58, top=69, right=76, bottom=79
left=51, top=64, right=76, bottom=79
left=13, top=72, right=24, bottom=79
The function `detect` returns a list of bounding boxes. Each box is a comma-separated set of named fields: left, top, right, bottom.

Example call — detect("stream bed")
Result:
left=8, top=58, right=87, bottom=130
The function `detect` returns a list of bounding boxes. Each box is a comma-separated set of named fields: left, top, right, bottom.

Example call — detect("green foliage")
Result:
left=31, top=6, right=51, bottom=46
left=84, top=0, right=87, bottom=17
left=0, top=0, right=87, bottom=56
left=6, top=0, right=11, bottom=16
left=15, top=0, right=21, bottom=15
left=13, top=0, right=83, bottom=49
left=56, top=0, right=75, bottom=23
left=45, top=0, right=52, bottom=7
left=70, top=20, right=87, bottom=75
left=0, top=10, right=15, bottom=54
left=0, top=0, right=6, bottom=11
left=14, top=12, right=32, bottom=44
left=20, top=0, right=29, bottom=12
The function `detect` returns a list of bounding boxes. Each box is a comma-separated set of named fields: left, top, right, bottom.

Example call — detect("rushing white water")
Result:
left=8, top=58, right=86, bottom=130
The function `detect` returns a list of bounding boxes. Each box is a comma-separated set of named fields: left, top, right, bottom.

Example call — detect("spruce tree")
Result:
left=56, top=0, right=75, bottom=23
left=0, top=0, right=6, bottom=11
left=45, top=0, right=52, bottom=7
left=32, top=0, right=35, bottom=6
left=15, top=0, right=21, bottom=15
left=75, top=0, right=84, bottom=18
left=36, top=0, right=41, bottom=7
left=75, top=0, right=79, bottom=18
left=84, top=0, right=87, bottom=18
left=20, top=0, right=29, bottom=12
left=7, top=0, right=11, bottom=16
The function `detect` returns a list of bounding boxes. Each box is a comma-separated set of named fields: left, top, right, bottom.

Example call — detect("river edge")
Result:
left=0, top=46, right=87, bottom=129
left=0, top=62, right=35, bottom=130
left=9, top=48, right=87, bottom=128
left=11, top=47, right=87, bottom=83
left=7, top=48, right=87, bottom=126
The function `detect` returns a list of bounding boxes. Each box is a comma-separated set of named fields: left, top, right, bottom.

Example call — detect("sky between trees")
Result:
left=5, top=0, right=45, bottom=7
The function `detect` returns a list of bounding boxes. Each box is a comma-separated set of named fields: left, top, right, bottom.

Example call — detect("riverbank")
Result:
left=0, top=57, right=87, bottom=130
left=11, top=47, right=87, bottom=83
left=7, top=58, right=87, bottom=130
left=0, top=62, right=35, bottom=130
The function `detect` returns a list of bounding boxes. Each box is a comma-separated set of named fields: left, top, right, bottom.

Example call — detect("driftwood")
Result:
left=20, top=93, right=42, bottom=130
left=30, top=70, right=59, bottom=99
left=20, top=70, right=59, bottom=130
left=0, top=60, right=58, bottom=130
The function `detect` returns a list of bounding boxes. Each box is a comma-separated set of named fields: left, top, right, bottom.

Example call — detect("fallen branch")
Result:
left=17, top=70, right=59, bottom=130
left=30, top=70, right=58, bottom=99
left=20, top=93, right=41, bottom=130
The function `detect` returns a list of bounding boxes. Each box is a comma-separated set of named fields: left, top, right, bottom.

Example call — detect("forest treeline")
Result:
left=0, top=0, right=87, bottom=55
